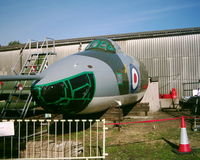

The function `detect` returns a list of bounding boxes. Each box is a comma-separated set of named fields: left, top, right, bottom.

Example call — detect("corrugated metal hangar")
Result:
left=0, top=27, right=200, bottom=97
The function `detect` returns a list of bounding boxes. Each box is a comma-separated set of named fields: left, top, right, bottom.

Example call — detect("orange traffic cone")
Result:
left=177, top=116, right=192, bottom=153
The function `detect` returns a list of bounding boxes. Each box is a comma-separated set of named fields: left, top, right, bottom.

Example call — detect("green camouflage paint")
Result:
left=77, top=50, right=129, bottom=95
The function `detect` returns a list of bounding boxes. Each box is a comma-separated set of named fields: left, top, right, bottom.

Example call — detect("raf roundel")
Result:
left=131, top=67, right=139, bottom=90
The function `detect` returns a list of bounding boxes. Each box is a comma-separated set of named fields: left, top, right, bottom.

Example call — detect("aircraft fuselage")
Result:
left=31, top=39, right=148, bottom=114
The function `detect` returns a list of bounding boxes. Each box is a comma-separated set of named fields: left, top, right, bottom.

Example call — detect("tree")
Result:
left=8, top=40, right=21, bottom=46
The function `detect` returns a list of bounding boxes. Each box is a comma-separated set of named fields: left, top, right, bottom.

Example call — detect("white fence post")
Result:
left=0, top=119, right=107, bottom=159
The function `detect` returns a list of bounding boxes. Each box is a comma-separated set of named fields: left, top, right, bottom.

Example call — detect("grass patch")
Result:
left=106, top=139, right=200, bottom=160
left=105, top=112, right=200, bottom=160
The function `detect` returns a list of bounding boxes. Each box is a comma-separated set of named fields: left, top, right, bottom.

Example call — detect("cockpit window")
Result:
left=41, top=82, right=65, bottom=103
left=31, top=72, right=96, bottom=113
left=85, top=39, right=116, bottom=53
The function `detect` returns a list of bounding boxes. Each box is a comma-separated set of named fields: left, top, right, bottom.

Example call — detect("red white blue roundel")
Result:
left=130, top=64, right=140, bottom=92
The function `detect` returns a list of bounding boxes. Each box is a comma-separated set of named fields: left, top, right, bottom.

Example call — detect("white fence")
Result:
left=0, top=119, right=107, bottom=159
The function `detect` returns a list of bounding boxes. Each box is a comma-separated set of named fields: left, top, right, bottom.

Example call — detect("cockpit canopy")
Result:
left=85, top=39, right=122, bottom=53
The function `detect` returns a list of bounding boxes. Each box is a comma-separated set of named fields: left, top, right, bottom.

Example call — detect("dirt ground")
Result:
left=105, top=110, right=200, bottom=160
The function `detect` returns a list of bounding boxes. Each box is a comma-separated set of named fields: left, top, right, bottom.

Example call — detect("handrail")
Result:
left=40, top=37, right=55, bottom=53
left=1, top=37, right=56, bottom=119
left=11, top=39, right=39, bottom=75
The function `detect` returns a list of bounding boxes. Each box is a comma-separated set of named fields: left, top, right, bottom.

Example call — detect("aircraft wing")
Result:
left=0, top=75, right=42, bottom=100
left=0, top=75, right=42, bottom=81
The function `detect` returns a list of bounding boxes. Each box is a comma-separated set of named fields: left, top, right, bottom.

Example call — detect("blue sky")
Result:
left=0, top=0, right=200, bottom=46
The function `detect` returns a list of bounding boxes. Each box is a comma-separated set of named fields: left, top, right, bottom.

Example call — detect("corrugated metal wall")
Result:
left=0, top=50, right=19, bottom=75
left=0, top=33, right=199, bottom=97
left=117, top=34, right=200, bottom=97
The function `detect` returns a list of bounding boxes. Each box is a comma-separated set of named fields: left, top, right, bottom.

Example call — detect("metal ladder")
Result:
left=0, top=38, right=56, bottom=119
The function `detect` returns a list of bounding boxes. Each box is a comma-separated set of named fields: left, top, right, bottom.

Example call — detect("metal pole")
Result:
left=25, top=119, right=29, bottom=158
left=54, top=120, right=59, bottom=158
left=29, top=39, right=31, bottom=55
left=102, top=119, right=108, bottom=158
left=68, top=120, right=72, bottom=158
left=10, top=119, right=15, bottom=159
left=82, top=120, right=86, bottom=157
left=75, top=120, right=79, bottom=158
left=2, top=120, right=7, bottom=159
left=47, top=119, right=51, bottom=158
left=96, top=120, right=100, bottom=157
left=17, top=120, right=22, bottom=158
left=61, top=120, right=65, bottom=157
left=89, top=119, right=93, bottom=157
left=32, top=120, right=36, bottom=158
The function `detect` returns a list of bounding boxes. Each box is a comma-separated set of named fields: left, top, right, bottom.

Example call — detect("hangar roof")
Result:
left=1, top=27, right=200, bottom=52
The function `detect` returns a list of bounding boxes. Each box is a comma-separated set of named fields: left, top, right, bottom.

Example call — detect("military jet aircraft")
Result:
left=0, top=39, right=148, bottom=115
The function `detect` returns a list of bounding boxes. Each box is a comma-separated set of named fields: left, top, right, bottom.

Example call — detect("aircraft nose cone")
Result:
left=31, top=81, right=65, bottom=105
left=31, top=72, right=96, bottom=114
